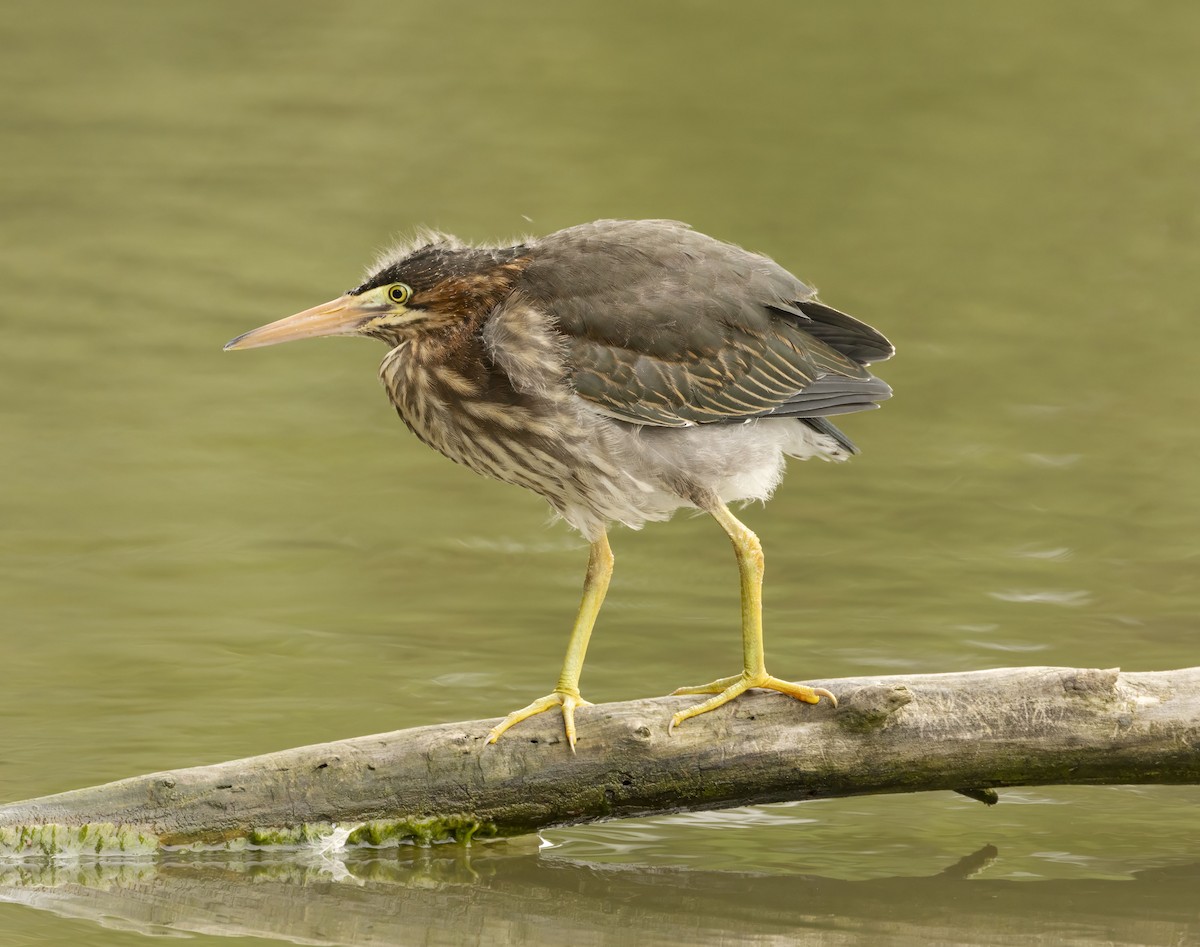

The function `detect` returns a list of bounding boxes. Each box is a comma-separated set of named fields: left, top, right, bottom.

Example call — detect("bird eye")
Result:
left=387, top=283, right=412, bottom=304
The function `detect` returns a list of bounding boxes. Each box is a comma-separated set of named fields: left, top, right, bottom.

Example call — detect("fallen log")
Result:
left=2, top=666, right=1198, bottom=858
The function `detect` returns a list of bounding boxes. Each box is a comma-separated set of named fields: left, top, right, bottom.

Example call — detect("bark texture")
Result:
left=2, top=666, right=1198, bottom=856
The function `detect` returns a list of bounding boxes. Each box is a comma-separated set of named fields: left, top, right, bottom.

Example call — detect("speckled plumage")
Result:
left=225, top=218, right=894, bottom=746
left=366, top=219, right=892, bottom=539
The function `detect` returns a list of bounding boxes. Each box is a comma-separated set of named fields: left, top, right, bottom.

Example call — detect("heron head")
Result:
left=224, top=238, right=528, bottom=351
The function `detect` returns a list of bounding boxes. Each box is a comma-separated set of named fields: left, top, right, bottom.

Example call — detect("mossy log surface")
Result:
left=2, top=666, right=1198, bottom=857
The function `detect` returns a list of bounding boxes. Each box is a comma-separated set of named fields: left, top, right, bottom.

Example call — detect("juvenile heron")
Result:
left=225, top=219, right=893, bottom=749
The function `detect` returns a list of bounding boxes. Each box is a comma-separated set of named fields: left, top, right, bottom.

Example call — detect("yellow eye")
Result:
left=387, top=283, right=412, bottom=305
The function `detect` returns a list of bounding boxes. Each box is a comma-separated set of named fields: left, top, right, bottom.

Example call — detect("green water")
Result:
left=2, top=1, right=1198, bottom=944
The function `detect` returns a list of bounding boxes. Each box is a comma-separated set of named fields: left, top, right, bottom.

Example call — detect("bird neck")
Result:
left=378, top=309, right=497, bottom=406
left=415, top=312, right=494, bottom=383
left=377, top=319, right=518, bottom=471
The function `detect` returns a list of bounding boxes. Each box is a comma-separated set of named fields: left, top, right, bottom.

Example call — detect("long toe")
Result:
left=767, top=678, right=837, bottom=707
left=670, top=674, right=743, bottom=696
left=558, top=693, right=593, bottom=751
left=669, top=673, right=836, bottom=733
left=487, top=691, right=593, bottom=751
left=669, top=677, right=751, bottom=733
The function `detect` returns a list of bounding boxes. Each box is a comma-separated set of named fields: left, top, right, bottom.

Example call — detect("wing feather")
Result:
left=516, top=220, right=893, bottom=429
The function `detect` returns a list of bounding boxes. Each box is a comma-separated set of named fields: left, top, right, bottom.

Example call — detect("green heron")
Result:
left=225, top=219, right=893, bottom=749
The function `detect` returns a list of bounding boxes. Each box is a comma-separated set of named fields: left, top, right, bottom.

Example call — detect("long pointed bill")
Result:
left=223, top=295, right=377, bottom=351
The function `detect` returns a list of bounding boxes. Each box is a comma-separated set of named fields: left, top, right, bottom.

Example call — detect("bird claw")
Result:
left=487, top=691, right=593, bottom=751
left=668, top=673, right=836, bottom=733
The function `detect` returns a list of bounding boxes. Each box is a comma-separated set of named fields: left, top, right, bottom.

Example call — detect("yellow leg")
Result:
left=487, top=532, right=613, bottom=751
left=669, top=502, right=835, bottom=732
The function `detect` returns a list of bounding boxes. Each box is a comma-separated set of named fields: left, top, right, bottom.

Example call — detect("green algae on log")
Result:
left=0, top=823, right=158, bottom=859
left=2, top=666, right=1199, bottom=859
left=0, top=816, right=498, bottom=859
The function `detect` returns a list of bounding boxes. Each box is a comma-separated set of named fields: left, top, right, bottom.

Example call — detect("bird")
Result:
left=224, top=219, right=893, bottom=750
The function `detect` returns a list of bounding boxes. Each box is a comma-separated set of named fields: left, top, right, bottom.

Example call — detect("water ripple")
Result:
left=1012, top=546, right=1074, bottom=561
left=989, top=590, right=1092, bottom=606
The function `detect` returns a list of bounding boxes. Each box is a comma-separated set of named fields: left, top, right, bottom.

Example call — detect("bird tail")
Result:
left=801, top=417, right=859, bottom=455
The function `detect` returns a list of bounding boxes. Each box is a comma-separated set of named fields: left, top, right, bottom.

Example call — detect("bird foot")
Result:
left=486, top=690, right=593, bottom=752
left=669, top=672, right=836, bottom=733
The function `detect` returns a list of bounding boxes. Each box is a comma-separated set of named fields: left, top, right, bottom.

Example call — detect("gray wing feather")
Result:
left=519, top=220, right=893, bottom=428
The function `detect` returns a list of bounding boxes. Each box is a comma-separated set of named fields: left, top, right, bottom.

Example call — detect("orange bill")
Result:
left=224, top=295, right=378, bottom=351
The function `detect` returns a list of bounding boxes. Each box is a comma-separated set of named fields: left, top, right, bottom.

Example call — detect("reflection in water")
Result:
left=2, top=846, right=1197, bottom=947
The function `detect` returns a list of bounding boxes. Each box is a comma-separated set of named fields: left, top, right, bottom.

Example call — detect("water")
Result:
left=2, top=1, right=1198, bottom=944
